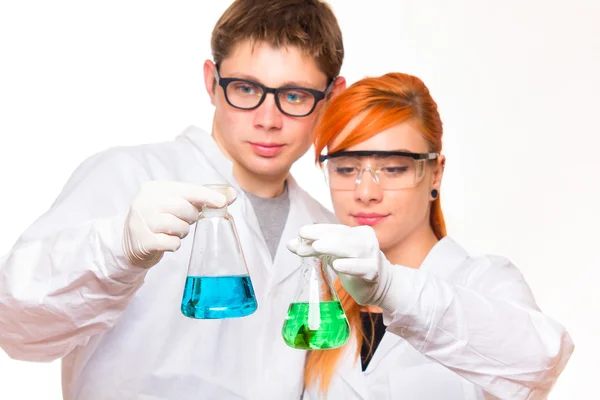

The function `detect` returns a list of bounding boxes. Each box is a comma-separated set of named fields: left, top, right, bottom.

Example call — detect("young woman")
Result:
left=288, top=73, right=574, bottom=399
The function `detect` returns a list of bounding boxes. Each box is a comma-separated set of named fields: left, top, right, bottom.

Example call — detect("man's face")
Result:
left=204, top=40, right=334, bottom=185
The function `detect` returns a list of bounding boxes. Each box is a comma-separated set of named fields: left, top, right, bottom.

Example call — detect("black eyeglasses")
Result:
left=214, top=68, right=335, bottom=117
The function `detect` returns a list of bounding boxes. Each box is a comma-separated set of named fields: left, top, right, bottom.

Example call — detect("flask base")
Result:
left=282, top=301, right=350, bottom=350
left=181, top=275, right=258, bottom=319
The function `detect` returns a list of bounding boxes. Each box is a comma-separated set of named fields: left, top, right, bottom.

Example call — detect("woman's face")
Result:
left=327, top=117, right=444, bottom=252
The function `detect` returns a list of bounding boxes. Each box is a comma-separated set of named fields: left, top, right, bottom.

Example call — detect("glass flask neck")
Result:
left=294, top=253, right=340, bottom=303
left=200, top=183, right=231, bottom=218
left=201, top=203, right=228, bottom=218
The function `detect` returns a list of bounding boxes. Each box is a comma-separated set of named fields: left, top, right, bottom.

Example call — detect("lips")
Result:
left=249, top=142, right=285, bottom=157
left=352, top=213, right=389, bottom=226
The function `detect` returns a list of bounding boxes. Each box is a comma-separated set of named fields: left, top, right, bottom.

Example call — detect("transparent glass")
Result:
left=282, top=241, right=350, bottom=350
left=180, top=184, right=258, bottom=319
left=323, top=156, right=427, bottom=190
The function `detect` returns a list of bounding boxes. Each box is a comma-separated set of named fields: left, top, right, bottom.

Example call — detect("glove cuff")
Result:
left=122, top=228, right=163, bottom=269
left=373, top=257, right=420, bottom=319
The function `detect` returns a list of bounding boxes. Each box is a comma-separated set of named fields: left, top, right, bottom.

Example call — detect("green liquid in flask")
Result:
left=282, top=301, right=350, bottom=350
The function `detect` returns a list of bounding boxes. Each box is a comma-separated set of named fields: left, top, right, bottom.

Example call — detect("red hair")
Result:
left=305, top=72, right=447, bottom=394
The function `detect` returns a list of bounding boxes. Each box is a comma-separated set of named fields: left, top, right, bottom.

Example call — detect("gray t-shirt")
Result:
left=243, top=183, right=290, bottom=260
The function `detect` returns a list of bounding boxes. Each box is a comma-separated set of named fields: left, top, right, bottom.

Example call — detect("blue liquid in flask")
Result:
left=181, top=275, right=258, bottom=319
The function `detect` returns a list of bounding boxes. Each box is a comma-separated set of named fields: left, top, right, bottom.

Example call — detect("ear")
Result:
left=431, top=154, right=445, bottom=190
left=203, top=60, right=217, bottom=106
left=328, top=76, right=347, bottom=100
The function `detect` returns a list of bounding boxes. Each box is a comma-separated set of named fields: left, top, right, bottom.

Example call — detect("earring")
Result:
left=431, top=189, right=439, bottom=199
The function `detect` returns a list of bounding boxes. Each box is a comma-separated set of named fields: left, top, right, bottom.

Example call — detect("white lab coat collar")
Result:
left=271, top=180, right=320, bottom=285
left=419, top=236, right=470, bottom=279
left=178, top=126, right=236, bottom=187
left=335, top=236, right=470, bottom=399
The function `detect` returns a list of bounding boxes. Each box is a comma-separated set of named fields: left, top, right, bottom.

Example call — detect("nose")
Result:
left=253, top=93, right=283, bottom=131
left=354, top=168, right=383, bottom=204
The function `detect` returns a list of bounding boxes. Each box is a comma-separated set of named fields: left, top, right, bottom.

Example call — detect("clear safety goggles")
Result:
left=319, top=150, right=439, bottom=191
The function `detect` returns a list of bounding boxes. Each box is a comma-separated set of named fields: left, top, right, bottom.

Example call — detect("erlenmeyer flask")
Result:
left=282, top=240, right=350, bottom=350
left=181, top=184, right=258, bottom=319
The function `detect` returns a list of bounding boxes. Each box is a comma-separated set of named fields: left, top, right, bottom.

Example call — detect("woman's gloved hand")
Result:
left=286, top=223, right=397, bottom=309
left=123, top=182, right=237, bottom=268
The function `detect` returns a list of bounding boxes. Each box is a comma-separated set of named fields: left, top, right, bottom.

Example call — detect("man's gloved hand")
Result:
left=286, top=223, right=395, bottom=308
left=123, top=181, right=237, bottom=268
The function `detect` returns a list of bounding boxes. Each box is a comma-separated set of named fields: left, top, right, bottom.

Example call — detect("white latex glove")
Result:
left=286, top=223, right=397, bottom=309
left=123, top=181, right=237, bottom=268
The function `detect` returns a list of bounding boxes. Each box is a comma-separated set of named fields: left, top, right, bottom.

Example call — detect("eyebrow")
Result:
left=223, top=72, right=324, bottom=90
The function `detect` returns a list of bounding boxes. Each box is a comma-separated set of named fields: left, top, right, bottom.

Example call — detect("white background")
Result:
left=1, top=1, right=598, bottom=398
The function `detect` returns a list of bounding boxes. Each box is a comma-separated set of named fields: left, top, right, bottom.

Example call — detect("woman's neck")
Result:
left=359, top=226, right=438, bottom=314
left=383, top=223, right=439, bottom=269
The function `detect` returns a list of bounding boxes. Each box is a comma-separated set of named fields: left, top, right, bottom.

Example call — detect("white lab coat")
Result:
left=0, top=126, right=336, bottom=400
left=303, top=237, right=574, bottom=400
left=0, top=126, right=573, bottom=400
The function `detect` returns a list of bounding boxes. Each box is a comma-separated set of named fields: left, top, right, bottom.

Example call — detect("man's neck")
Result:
left=233, top=164, right=288, bottom=198
left=383, top=222, right=439, bottom=269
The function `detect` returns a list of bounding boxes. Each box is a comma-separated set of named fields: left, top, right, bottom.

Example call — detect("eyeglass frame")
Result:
left=318, top=150, right=439, bottom=163
left=318, top=150, right=440, bottom=190
left=213, top=67, right=335, bottom=117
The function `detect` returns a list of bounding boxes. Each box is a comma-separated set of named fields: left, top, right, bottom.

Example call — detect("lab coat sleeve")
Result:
left=0, top=149, right=151, bottom=362
left=380, top=256, right=574, bottom=400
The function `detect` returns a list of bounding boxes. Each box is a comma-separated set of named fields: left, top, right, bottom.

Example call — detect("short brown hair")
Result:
left=211, top=0, right=344, bottom=81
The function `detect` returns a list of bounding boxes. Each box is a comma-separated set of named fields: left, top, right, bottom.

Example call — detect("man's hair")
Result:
left=211, top=0, right=344, bottom=81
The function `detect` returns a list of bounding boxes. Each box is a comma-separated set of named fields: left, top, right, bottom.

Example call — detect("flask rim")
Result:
left=202, top=183, right=232, bottom=212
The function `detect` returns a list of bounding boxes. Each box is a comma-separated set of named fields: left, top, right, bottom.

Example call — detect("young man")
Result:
left=0, top=1, right=346, bottom=399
